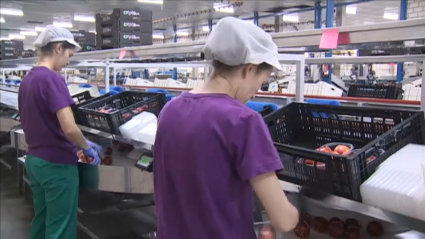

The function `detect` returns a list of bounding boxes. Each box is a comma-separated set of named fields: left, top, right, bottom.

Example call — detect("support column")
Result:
left=397, top=0, right=408, bottom=82
left=274, top=16, right=282, bottom=32
left=334, top=5, right=347, bottom=77
left=172, top=24, right=178, bottom=80
left=191, top=26, right=196, bottom=41
left=254, top=12, right=259, bottom=26
left=314, top=1, right=322, bottom=29
left=208, top=19, right=213, bottom=32
left=324, top=0, right=334, bottom=83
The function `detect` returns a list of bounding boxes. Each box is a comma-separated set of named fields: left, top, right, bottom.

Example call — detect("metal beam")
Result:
left=1, top=20, right=424, bottom=67
left=305, top=55, right=425, bottom=64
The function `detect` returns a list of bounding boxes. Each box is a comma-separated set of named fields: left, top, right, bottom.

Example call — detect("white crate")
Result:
left=402, top=84, right=421, bottom=101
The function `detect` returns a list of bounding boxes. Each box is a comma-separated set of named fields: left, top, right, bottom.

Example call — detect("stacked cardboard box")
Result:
left=71, top=30, right=96, bottom=52
left=0, top=40, right=24, bottom=60
left=96, top=7, right=153, bottom=50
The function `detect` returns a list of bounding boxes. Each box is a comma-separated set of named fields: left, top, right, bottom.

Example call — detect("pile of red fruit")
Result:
left=112, top=139, right=134, bottom=152
left=78, top=147, right=114, bottom=166
left=294, top=212, right=385, bottom=238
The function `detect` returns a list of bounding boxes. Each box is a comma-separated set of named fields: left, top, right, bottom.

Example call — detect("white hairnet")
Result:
left=33, top=25, right=81, bottom=52
left=203, top=17, right=282, bottom=71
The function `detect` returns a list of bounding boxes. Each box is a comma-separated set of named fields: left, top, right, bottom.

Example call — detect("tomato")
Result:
left=260, top=226, right=276, bottom=239
left=305, top=159, right=315, bottom=166
left=317, top=146, right=333, bottom=153
left=117, top=143, right=127, bottom=152
left=86, top=156, right=94, bottom=164
left=334, top=145, right=351, bottom=155
left=104, top=147, right=113, bottom=156
left=102, top=156, right=113, bottom=165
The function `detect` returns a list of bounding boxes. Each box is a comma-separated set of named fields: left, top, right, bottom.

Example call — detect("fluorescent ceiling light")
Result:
left=0, top=17, right=4, bottom=23
left=53, top=22, right=73, bottom=28
left=0, top=37, right=11, bottom=41
left=346, top=6, right=357, bottom=15
left=74, top=15, right=95, bottom=22
left=202, top=26, right=210, bottom=32
left=20, top=31, right=38, bottom=36
left=35, top=27, right=45, bottom=32
left=176, top=31, right=189, bottom=36
left=153, top=34, right=164, bottom=39
left=89, top=30, right=97, bottom=34
left=214, top=3, right=234, bottom=13
left=138, top=0, right=163, bottom=4
left=9, top=33, right=25, bottom=40
left=283, top=14, right=299, bottom=23
left=383, top=12, right=398, bottom=20
left=0, top=8, right=24, bottom=16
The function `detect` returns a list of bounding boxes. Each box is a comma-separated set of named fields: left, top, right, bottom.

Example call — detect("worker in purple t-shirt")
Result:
left=154, top=17, right=299, bottom=239
left=18, top=25, right=102, bottom=239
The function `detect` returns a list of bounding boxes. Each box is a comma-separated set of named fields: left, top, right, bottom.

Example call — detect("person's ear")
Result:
left=55, top=43, right=63, bottom=55
left=241, top=64, right=255, bottom=79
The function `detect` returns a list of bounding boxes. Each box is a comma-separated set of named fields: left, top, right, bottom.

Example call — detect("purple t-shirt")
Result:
left=18, top=66, right=78, bottom=165
left=154, top=93, right=283, bottom=239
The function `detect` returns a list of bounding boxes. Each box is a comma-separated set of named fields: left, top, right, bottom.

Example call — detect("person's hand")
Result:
left=86, top=139, right=103, bottom=156
left=82, top=148, right=101, bottom=165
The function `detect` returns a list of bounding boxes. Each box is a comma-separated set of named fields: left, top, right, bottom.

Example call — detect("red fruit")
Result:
left=102, top=156, right=113, bottom=166
left=294, top=221, right=310, bottom=238
left=117, top=143, right=127, bottom=152
left=334, top=145, right=351, bottom=155
left=345, top=218, right=361, bottom=229
left=329, top=217, right=344, bottom=226
left=313, top=217, right=329, bottom=233
left=328, top=221, right=345, bottom=238
left=86, top=156, right=94, bottom=164
left=367, top=221, right=384, bottom=237
left=260, top=226, right=276, bottom=239
left=104, top=147, right=113, bottom=156
left=299, top=212, right=312, bottom=226
left=317, top=146, right=333, bottom=153
left=346, top=227, right=361, bottom=239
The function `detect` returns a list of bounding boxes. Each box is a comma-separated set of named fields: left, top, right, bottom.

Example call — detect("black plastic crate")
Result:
left=71, top=91, right=111, bottom=124
left=79, top=91, right=166, bottom=135
left=347, top=85, right=403, bottom=99
left=264, top=102, right=425, bottom=201
left=258, top=106, right=274, bottom=117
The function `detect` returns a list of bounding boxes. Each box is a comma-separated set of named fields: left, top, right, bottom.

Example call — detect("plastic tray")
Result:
left=263, top=102, right=425, bottom=201
left=347, top=85, right=403, bottom=99
left=79, top=91, right=166, bottom=135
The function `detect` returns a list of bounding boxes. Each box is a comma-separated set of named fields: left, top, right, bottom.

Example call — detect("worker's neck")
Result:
left=36, top=58, right=56, bottom=71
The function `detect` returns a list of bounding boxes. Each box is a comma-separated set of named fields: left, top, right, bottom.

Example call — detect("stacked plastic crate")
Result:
left=96, top=8, right=153, bottom=50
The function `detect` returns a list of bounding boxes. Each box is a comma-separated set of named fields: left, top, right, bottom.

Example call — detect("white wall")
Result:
left=407, top=0, right=425, bottom=19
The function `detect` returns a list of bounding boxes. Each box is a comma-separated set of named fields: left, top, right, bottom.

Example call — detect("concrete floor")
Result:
left=0, top=164, right=91, bottom=239
left=0, top=165, right=32, bottom=239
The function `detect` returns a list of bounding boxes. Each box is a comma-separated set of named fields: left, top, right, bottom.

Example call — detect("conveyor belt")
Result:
left=0, top=88, right=18, bottom=110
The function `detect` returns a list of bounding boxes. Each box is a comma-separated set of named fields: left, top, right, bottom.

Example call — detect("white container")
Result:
left=119, top=112, right=157, bottom=141
left=360, top=144, right=425, bottom=221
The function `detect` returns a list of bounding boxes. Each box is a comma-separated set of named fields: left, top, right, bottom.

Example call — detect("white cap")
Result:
left=33, top=25, right=82, bottom=52
left=203, top=17, right=282, bottom=71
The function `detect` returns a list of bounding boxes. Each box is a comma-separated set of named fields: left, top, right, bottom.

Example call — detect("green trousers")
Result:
left=25, top=155, right=79, bottom=239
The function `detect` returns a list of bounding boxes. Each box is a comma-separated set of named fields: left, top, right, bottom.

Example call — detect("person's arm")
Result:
left=250, top=172, right=298, bottom=232
left=232, top=112, right=299, bottom=232
left=56, top=106, right=89, bottom=150
left=42, top=74, right=89, bottom=150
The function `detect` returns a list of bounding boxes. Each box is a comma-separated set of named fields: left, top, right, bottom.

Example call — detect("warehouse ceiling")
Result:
left=0, top=0, right=400, bottom=49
